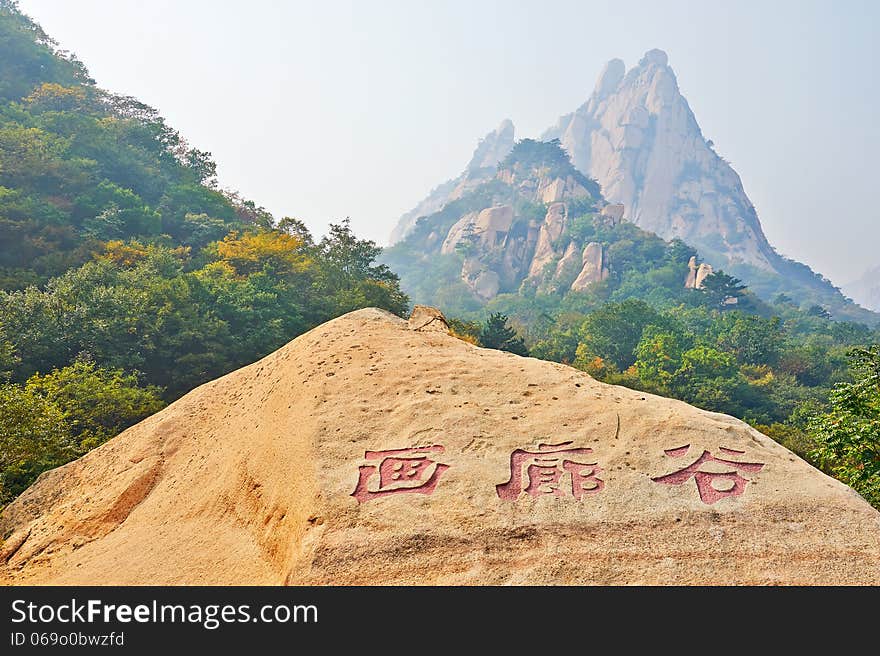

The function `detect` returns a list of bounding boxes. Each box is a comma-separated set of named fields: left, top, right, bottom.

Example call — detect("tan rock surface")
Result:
left=2, top=308, right=879, bottom=585
left=440, top=211, right=478, bottom=255
left=600, top=203, right=625, bottom=225
left=528, top=202, right=567, bottom=278
left=572, top=242, right=609, bottom=291
left=695, top=262, right=714, bottom=288
left=474, top=205, right=514, bottom=248
left=553, top=242, right=583, bottom=284
left=685, top=256, right=715, bottom=290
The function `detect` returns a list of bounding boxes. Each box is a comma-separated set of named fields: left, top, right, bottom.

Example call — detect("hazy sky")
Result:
left=15, top=0, right=879, bottom=285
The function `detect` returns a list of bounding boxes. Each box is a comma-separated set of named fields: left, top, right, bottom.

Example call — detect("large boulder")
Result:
left=553, top=241, right=583, bottom=285
left=474, top=205, right=514, bottom=248
left=571, top=242, right=609, bottom=290
left=600, top=203, right=625, bottom=225
left=2, top=308, right=878, bottom=585
left=440, top=211, right=478, bottom=255
left=685, top=256, right=714, bottom=289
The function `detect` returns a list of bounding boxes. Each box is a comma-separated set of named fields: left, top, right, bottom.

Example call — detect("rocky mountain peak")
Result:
left=390, top=120, right=517, bottom=244
left=542, top=49, right=779, bottom=273
left=435, top=139, right=602, bottom=301
left=466, top=118, right=515, bottom=173
left=387, top=50, right=878, bottom=323
left=592, top=58, right=625, bottom=101
left=639, top=48, right=669, bottom=68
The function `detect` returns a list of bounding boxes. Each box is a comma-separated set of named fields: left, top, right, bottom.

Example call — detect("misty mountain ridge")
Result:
left=389, top=49, right=876, bottom=324
left=844, top=265, right=880, bottom=313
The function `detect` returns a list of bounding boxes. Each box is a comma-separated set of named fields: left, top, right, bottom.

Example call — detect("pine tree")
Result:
left=478, top=313, right=529, bottom=356
left=700, top=270, right=746, bottom=308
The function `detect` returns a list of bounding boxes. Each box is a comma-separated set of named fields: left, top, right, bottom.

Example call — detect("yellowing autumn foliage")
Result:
left=215, top=230, right=311, bottom=276
left=100, top=240, right=189, bottom=267
left=24, top=83, right=87, bottom=111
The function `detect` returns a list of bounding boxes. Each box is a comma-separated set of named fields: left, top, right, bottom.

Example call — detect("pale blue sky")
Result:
left=15, top=0, right=879, bottom=286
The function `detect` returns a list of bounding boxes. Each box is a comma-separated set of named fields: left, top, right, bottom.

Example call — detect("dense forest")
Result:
left=0, top=2, right=408, bottom=503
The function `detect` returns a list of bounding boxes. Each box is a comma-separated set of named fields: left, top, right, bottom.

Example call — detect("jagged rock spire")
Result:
left=466, top=118, right=515, bottom=172
left=542, top=49, right=780, bottom=272
left=390, top=119, right=515, bottom=244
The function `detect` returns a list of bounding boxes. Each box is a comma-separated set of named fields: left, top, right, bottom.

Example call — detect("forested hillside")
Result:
left=0, top=1, right=408, bottom=503
left=386, top=139, right=880, bottom=507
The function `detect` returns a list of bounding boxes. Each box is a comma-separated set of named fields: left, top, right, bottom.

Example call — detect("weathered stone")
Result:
left=472, top=270, right=501, bottom=300
left=540, top=177, right=567, bottom=203
left=474, top=205, right=514, bottom=248
left=593, top=58, right=625, bottom=100
left=684, top=256, right=714, bottom=290
left=465, top=118, right=515, bottom=173
left=500, top=234, right=534, bottom=289
left=571, top=242, right=609, bottom=291
left=600, top=203, right=625, bottom=225
left=461, top=256, right=481, bottom=281
left=3, top=308, right=878, bottom=585
left=440, top=212, right=478, bottom=255
left=528, top=202, right=568, bottom=278
left=553, top=241, right=583, bottom=283
left=696, top=263, right=714, bottom=288
left=408, top=305, right=449, bottom=333
left=685, top=256, right=699, bottom=288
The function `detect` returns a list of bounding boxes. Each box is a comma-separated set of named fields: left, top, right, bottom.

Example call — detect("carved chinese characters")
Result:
left=350, top=445, right=449, bottom=503
left=496, top=441, right=604, bottom=500
left=651, top=444, right=765, bottom=504
left=350, top=440, right=765, bottom=506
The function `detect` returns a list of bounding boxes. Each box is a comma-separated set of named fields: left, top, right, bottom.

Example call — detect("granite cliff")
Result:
left=542, top=49, right=778, bottom=272
left=387, top=138, right=616, bottom=301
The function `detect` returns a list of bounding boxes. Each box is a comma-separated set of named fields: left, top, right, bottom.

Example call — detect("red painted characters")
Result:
left=351, top=445, right=450, bottom=503
left=496, top=441, right=604, bottom=501
left=651, top=444, right=764, bottom=504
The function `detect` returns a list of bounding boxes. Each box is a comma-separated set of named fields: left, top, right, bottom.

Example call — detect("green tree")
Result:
left=25, top=359, right=165, bottom=451
left=700, top=270, right=747, bottom=308
left=577, top=299, right=665, bottom=371
left=0, top=382, right=73, bottom=503
left=478, top=312, right=528, bottom=356
left=718, top=315, right=783, bottom=366
left=807, top=304, right=832, bottom=319
left=528, top=311, right=585, bottom=364
left=0, top=1, right=90, bottom=103
left=808, top=346, right=880, bottom=506
left=317, top=219, right=409, bottom=317
left=448, top=318, right=481, bottom=344
left=635, top=326, right=691, bottom=390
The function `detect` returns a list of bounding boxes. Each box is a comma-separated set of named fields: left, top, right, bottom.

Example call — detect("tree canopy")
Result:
left=0, top=3, right=410, bottom=504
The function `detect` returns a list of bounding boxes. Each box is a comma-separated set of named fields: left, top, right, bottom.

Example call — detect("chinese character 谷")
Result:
left=651, top=444, right=764, bottom=504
